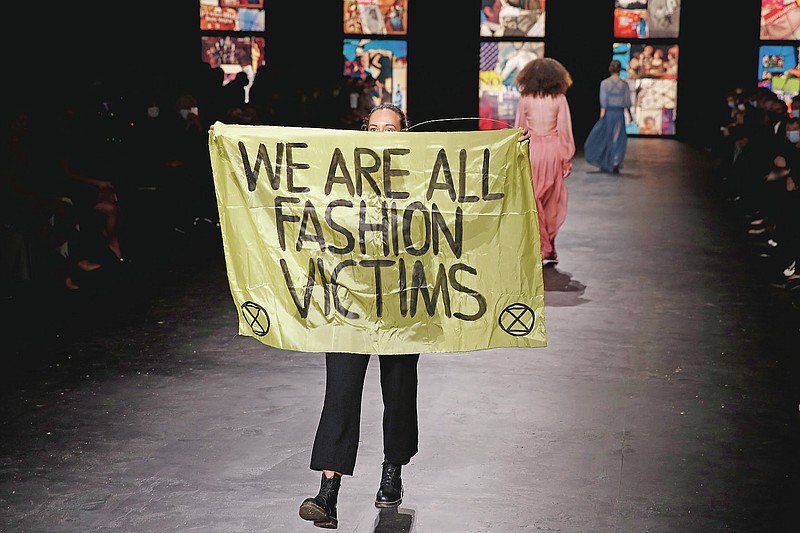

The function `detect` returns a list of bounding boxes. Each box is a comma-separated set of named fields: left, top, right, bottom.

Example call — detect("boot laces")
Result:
left=381, top=463, right=399, bottom=486
left=318, top=475, right=339, bottom=503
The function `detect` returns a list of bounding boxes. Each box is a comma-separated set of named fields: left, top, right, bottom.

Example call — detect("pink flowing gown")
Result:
left=514, top=93, right=575, bottom=260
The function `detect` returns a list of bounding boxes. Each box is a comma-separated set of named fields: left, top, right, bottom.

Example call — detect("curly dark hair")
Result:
left=515, top=57, right=573, bottom=97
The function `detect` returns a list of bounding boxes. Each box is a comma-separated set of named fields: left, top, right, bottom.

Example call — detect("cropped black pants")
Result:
left=310, top=352, right=420, bottom=476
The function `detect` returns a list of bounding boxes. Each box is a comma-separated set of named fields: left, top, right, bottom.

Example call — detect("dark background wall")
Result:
left=9, top=1, right=764, bottom=148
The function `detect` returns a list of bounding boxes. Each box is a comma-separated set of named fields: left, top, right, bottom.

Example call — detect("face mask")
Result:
left=146, top=106, right=160, bottom=118
left=179, top=109, right=190, bottom=120
left=190, top=106, right=199, bottom=116
left=727, top=101, right=735, bottom=109
left=737, top=103, right=746, bottom=111
left=792, top=110, right=800, bottom=118
left=749, top=99, right=757, bottom=107
left=787, top=130, right=800, bottom=143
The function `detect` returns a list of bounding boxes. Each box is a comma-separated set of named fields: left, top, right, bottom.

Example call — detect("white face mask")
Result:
left=179, top=109, right=190, bottom=120
left=146, top=106, right=160, bottom=118
left=727, top=101, right=735, bottom=109
left=737, top=103, right=746, bottom=111
left=792, top=109, right=800, bottom=118
left=787, top=130, right=800, bottom=143
left=190, top=106, right=199, bottom=116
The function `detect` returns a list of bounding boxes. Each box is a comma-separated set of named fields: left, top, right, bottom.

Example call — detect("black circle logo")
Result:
left=498, top=303, right=536, bottom=337
left=241, top=301, right=270, bottom=337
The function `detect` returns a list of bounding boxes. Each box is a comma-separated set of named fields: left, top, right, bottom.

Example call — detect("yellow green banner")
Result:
left=208, top=123, right=546, bottom=354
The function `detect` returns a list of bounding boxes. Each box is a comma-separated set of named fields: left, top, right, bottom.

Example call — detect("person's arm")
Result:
left=514, top=97, right=530, bottom=142
left=557, top=95, right=576, bottom=177
left=623, top=79, right=634, bottom=122
left=598, top=80, right=608, bottom=118
left=57, top=157, right=114, bottom=190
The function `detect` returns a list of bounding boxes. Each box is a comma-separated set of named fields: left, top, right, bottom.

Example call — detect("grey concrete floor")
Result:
left=2, top=139, right=799, bottom=533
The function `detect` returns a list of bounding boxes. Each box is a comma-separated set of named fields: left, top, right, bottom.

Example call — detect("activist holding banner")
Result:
left=208, top=104, right=546, bottom=529
left=302, top=106, right=418, bottom=529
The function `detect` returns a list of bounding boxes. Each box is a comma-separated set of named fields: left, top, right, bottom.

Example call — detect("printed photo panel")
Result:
left=625, top=43, right=678, bottom=80
left=761, top=0, right=800, bottom=40
left=478, top=41, right=545, bottom=130
left=344, top=0, right=408, bottom=35
left=614, top=3, right=648, bottom=39
left=629, top=78, right=677, bottom=135
left=200, top=0, right=265, bottom=32
left=647, top=0, right=680, bottom=38
left=613, top=42, right=678, bottom=136
left=480, top=0, right=546, bottom=38
left=201, top=36, right=266, bottom=101
left=343, top=38, right=408, bottom=112
left=758, top=45, right=800, bottom=102
left=614, top=0, right=680, bottom=39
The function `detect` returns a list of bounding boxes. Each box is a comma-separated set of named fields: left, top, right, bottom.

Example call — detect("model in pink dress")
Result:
left=514, top=58, right=575, bottom=263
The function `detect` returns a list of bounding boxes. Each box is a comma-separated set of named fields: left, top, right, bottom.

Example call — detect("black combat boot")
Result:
left=299, top=472, right=341, bottom=529
left=374, top=461, right=403, bottom=508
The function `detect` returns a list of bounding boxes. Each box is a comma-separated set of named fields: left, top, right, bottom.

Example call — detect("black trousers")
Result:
left=310, top=352, right=420, bottom=476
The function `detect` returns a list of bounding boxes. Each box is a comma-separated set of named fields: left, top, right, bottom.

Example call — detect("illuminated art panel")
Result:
left=761, top=0, right=800, bottom=40
left=200, top=0, right=265, bottom=32
left=480, top=0, right=545, bottom=38
left=344, top=0, right=408, bottom=35
left=647, top=0, right=680, bottom=37
left=757, top=45, right=800, bottom=102
left=614, top=0, right=680, bottom=39
left=478, top=41, right=545, bottom=130
left=614, top=3, right=648, bottom=38
left=613, top=42, right=678, bottom=135
left=201, top=36, right=266, bottom=101
left=343, top=39, right=408, bottom=111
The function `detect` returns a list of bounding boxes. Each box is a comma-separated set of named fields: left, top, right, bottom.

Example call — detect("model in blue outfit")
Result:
left=584, top=60, right=633, bottom=174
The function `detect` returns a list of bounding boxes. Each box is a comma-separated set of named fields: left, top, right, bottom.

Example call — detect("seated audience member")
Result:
left=3, top=107, right=102, bottom=291
left=764, top=117, right=800, bottom=288
left=54, top=91, right=127, bottom=264
left=727, top=91, right=787, bottom=217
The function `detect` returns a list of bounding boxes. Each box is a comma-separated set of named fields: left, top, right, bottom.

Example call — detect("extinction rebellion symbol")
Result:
left=241, top=300, right=533, bottom=338
left=498, top=303, right=536, bottom=337
left=241, top=301, right=270, bottom=337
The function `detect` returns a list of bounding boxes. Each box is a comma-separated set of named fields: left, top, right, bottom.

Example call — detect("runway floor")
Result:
left=2, top=138, right=799, bottom=532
